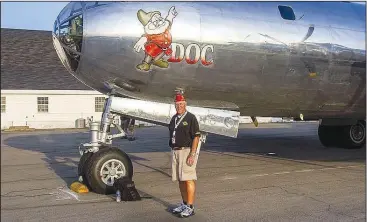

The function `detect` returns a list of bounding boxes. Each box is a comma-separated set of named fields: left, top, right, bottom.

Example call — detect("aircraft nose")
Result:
left=52, top=2, right=84, bottom=73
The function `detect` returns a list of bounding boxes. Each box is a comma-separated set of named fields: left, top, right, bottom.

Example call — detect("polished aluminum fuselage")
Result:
left=53, top=2, right=366, bottom=119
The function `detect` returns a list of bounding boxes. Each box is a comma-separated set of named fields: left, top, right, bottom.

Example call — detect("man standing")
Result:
left=169, top=93, right=201, bottom=218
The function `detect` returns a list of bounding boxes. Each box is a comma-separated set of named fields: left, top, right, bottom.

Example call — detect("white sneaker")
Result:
left=172, top=202, right=187, bottom=214
left=179, top=205, right=195, bottom=218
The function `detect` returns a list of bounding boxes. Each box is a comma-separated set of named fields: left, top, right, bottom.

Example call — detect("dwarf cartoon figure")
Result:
left=133, top=6, right=178, bottom=71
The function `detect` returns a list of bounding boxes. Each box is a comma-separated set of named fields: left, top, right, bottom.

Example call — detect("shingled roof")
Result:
left=1, top=28, right=92, bottom=90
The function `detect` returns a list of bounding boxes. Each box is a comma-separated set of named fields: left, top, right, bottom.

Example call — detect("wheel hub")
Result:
left=350, top=123, right=365, bottom=143
left=110, top=169, right=117, bottom=176
left=100, top=159, right=126, bottom=186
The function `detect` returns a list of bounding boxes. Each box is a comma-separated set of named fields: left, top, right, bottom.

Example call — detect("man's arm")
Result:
left=190, top=136, right=199, bottom=155
left=190, top=114, right=201, bottom=155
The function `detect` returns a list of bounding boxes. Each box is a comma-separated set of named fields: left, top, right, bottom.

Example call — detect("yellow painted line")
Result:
left=273, top=171, right=291, bottom=175
left=247, top=165, right=364, bottom=179
left=294, top=169, right=314, bottom=173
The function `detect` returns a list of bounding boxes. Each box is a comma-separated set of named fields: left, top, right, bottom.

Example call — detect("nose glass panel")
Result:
left=53, top=2, right=83, bottom=72
left=53, top=2, right=116, bottom=73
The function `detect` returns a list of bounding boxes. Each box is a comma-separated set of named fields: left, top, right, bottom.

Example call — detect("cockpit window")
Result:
left=53, top=20, right=58, bottom=35
left=58, top=14, right=83, bottom=72
left=58, top=5, right=73, bottom=24
left=53, top=2, right=116, bottom=72
left=71, top=2, right=83, bottom=15
left=59, top=15, right=83, bottom=51
left=278, top=5, right=296, bottom=20
left=84, top=1, right=114, bottom=10
left=54, top=2, right=84, bottom=72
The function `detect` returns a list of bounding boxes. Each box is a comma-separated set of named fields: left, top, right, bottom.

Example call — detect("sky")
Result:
left=1, top=2, right=68, bottom=31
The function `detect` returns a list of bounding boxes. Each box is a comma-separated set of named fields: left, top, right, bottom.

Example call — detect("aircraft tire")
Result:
left=318, top=121, right=366, bottom=149
left=78, top=151, right=93, bottom=187
left=318, top=125, right=340, bottom=147
left=339, top=121, right=366, bottom=149
left=85, top=147, right=133, bottom=194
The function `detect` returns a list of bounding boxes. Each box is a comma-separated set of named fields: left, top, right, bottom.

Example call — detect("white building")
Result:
left=1, top=28, right=286, bottom=130
left=1, top=90, right=108, bottom=129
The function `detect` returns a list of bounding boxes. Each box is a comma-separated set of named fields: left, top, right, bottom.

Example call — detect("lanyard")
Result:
left=173, top=111, right=187, bottom=137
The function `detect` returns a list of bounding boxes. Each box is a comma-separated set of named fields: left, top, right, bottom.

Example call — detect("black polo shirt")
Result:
left=168, top=111, right=200, bottom=148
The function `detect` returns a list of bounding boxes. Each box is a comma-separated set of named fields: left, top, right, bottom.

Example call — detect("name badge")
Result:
left=172, top=112, right=186, bottom=146
left=171, top=137, right=176, bottom=144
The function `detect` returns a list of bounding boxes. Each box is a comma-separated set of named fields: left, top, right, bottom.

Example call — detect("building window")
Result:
left=95, top=97, right=105, bottom=112
left=37, top=97, right=49, bottom=112
left=1, top=97, right=5, bottom=113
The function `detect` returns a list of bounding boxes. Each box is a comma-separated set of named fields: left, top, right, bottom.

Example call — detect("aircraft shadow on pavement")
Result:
left=2, top=130, right=152, bottom=186
left=3, top=123, right=365, bottom=187
left=205, top=123, right=365, bottom=164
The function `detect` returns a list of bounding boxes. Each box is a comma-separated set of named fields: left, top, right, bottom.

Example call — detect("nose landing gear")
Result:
left=77, top=94, right=134, bottom=194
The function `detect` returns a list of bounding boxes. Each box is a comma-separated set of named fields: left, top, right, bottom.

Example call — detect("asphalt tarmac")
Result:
left=1, top=122, right=365, bottom=222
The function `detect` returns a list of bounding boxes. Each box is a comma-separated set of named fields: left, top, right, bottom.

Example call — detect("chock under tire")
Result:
left=84, top=147, right=133, bottom=195
left=70, top=181, right=89, bottom=193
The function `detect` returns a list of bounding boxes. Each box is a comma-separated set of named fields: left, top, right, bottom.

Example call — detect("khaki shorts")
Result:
left=171, top=147, right=198, bottom=181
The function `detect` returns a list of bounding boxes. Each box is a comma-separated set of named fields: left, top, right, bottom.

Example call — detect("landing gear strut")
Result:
left=318, top=120, right=366, bottom=149
left=78, top=93, right=133, bottom=194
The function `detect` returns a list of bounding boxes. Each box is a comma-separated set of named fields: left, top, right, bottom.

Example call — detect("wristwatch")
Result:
left=189, top=152, right=196, bottom=157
